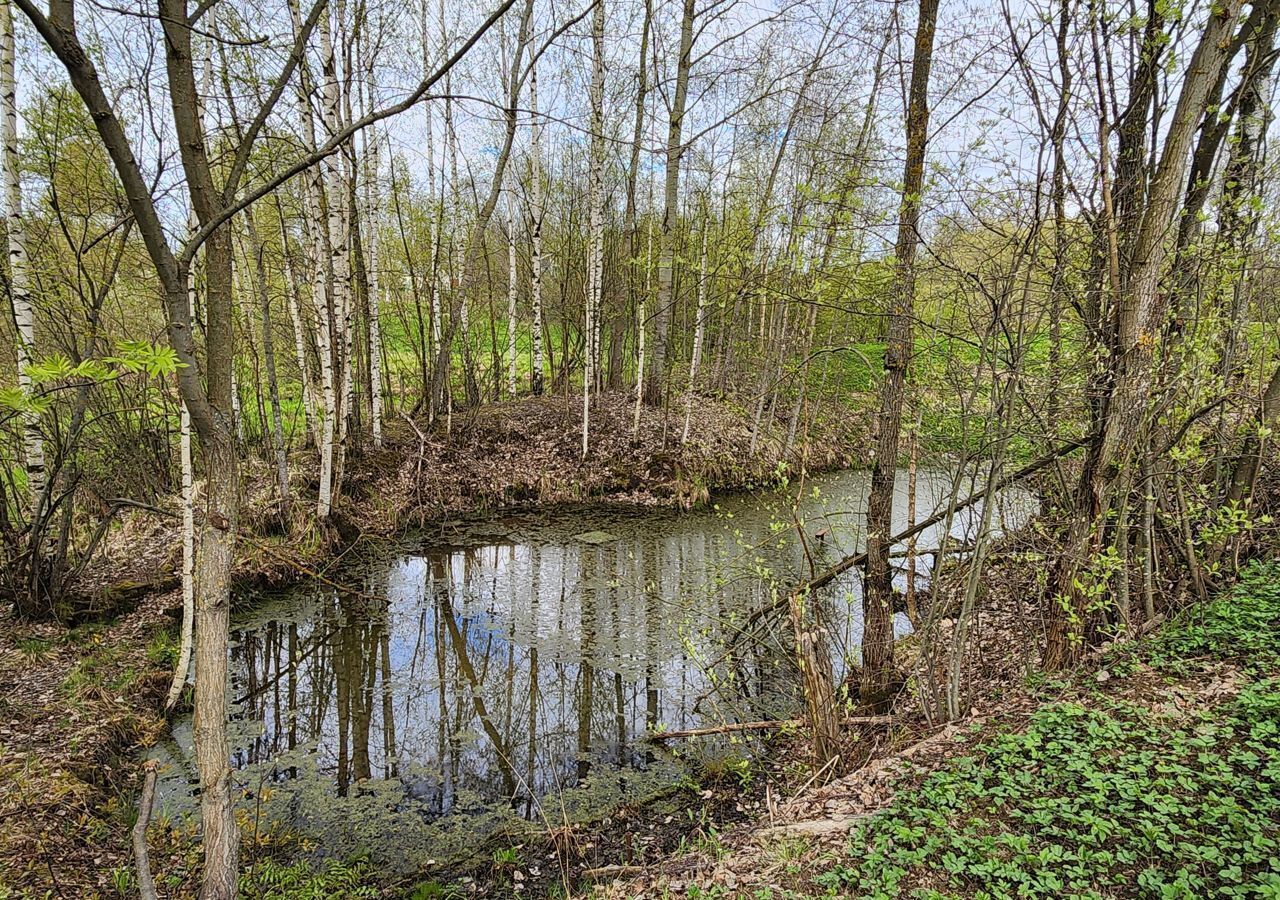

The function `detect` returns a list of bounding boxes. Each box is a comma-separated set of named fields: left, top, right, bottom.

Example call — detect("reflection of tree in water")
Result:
left=230, top=548, right=731, bottom=816
left=437, top=587, right=517, bottom=798
left=222, top=471, right=1035, bottom=826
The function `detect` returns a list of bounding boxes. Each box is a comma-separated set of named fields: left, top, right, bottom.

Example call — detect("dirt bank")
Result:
left=0, top=590, right=174, bottom=896
left=72, top=391, right=866, bottom=601
left=333, top=390, right=867, bottom=529
left=219, top=390, right=865, bottom=596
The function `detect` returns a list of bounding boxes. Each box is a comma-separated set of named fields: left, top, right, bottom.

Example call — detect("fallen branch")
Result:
left=801, top=438, right=1087, bottom=595
left=645, top=715, right=893, bottom=742
left=132, top=759, right=159, bottom=900
left=241, top=536, right=385, bottom=602
left=582, top=864, right=646, bottom=880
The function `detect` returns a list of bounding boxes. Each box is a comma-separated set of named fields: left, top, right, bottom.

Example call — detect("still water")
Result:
left=153, top=468, right=1035, bottom=870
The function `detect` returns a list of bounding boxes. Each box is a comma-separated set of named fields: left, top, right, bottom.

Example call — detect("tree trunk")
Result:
left=165, top=255, right=199, bottom=715
left=362, top=106, right=385, bottom=447
left=644, top=0, right=695, bottom=406
left=1046, top=0, right=1245, bottom=667
left=620, top=0, right=651, bottom=394
left=634, top=185, right=655, bottom=435
left=506, top=196, right=519, bottom=398
left=1, top=0, right=45, bottom=507
left=530, top=62, right=545, bottom=396
left=1046, top=0, right=1072, bottom=433
left=682, top=212, right=709, bottom=443
left=583, top=0, right=605, bottom=457
left=1224, top=362, right=1280, bottom=511
left=189, top=428, right=239, bottom=900
left=861, top=0, right=939, bottom=711
left=157, top=4, right=244, bottom=891
left=319, top=2, right=353, bottom=499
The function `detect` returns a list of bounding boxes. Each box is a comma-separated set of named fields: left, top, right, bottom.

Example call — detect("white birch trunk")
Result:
left=2, top=0, right=45, bottom=506
left=318, top=2, right=350, bottom=516
left=365, top=125, right=385, bottom=447
left=529, top=62, right=545, bottom=396
left=421, top=0, right=442, bottom=377
left=506, top=196, right=519, bottom=398
left=332, top=0, right=355, bottom=463
left=682, top=218, right=709, bottom=443
left=229, top=264, right=245, bottom=442
left=312, top=221, right=336, bottom=521
left=443, top=87, right=471, bottom=402
left=285, top=0, right=336, bottom=517
left=583, top=0, right=605, bottom=458
left=357, top=35, right=383, bottom=445
left=165, top=236, right=198, bottom=714
left=164, top=32, right=212, bottom=713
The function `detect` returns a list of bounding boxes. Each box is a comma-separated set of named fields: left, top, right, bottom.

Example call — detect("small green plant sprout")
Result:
left=491, top=844, right=522, bottom=868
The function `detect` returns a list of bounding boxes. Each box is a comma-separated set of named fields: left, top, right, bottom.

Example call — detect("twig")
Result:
left=582, top=864, right=645, bottom=880
left=132, top=759, right=159, bottom=900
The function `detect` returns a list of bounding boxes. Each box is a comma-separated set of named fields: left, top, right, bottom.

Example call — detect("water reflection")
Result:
left=155, top=468, right=1035, bottom=868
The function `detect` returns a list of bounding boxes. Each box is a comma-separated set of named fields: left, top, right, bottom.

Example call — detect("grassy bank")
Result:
left=606, top=561, right=1280, bottom=899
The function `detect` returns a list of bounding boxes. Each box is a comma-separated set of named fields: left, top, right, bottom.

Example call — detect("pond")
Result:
left=150, top=467, right=1037, bottom=872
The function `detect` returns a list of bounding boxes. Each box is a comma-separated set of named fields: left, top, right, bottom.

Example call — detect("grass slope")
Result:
left=804, top=561, right=1280, bottom=900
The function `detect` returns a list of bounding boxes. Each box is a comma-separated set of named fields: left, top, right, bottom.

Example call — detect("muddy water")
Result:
left=152, top=468, right=1035, bottom=872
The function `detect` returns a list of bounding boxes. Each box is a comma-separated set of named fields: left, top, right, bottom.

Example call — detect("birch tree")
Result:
left=2, top=0, right=45, bottom=507
left=319, top=0, right=354, bottom=500
left=681, top=200, right=709, bottom=443
left=582, top=0, right=605, bottom=457
left=529, top=59, right=545, bottom=396
left=361, top=36, right=385, bottom=447
left=506, top=188, right=519, bottom=398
